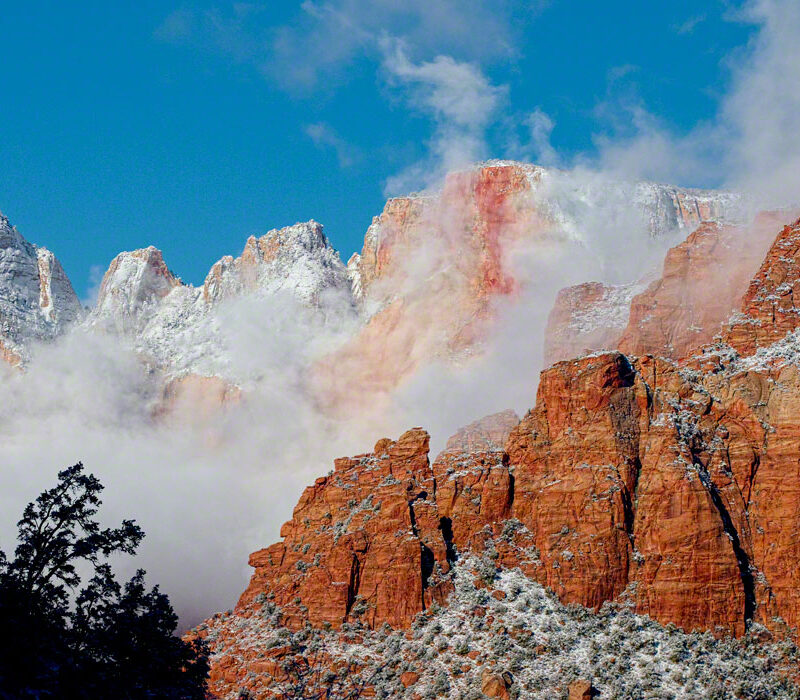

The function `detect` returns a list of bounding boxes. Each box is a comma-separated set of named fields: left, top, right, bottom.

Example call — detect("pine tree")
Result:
left=0, top=463, right=209, bottom=698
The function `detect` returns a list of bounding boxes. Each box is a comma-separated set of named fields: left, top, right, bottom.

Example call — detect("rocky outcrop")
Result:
left=355, top=193, right=435, bottom=301
left=544, top=281, right=643, bottom=365
left=568, top=680, right=596, bottom=700
left=224, top=345, right=800, bottom=662
left=0, top=212, right=82, bottom=365
left=617, top=214, right=787, bottom=360
left=181, top=189, right=800, bottom=700
left=503, top=353, right=644, bottom=611
left=635, top=182, right=741, bottom=235
left=316, top=165, right=553, bottom=411
left=724, top=217, right=800, bottom=355
left=201, top=221, right=351, bottom=306
left=92, top=246, right=183, bottom=333
left=212, top=216, right=800, bottom=668
left=238, top=428, right=453, bottom=630
left=86, top=221, right=357, bottom=383
left=617, top=221, right=740, bottom=358
left=432, top=410, right=519, bottom=554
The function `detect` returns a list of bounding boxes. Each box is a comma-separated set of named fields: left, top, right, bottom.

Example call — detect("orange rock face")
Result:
left=724, top=218, right=800, bottom=355
left=504, top=353, right=644, bottom=610
left=432, top=410, right=518, bottom=554
left=616, top=213, right=789, bottom=360
left=206, top=214, right=800, bottom=695
left=544, top=281, right=642, bottom=365
left=232, top=341, right=800, bottom=647
left=238, top=428, right=453, bottom=630
left=230, top=210, right=800, bottom=638
left=618, top=222, right=749, bottom=358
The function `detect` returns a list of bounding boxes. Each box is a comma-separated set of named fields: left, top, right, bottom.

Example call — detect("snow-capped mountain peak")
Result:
left=202, top=220, right=352, bottom=306
left=93, top=246, right=183, bottom=333
left=0, top=212, right=82, bottom=364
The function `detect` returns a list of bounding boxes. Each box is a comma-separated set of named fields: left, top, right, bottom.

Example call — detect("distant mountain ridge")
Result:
left=0, top=161, right=744, bottom=393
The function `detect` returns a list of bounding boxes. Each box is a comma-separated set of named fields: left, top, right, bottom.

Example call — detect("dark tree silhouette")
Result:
left=0, top=463, right=209, bottom=699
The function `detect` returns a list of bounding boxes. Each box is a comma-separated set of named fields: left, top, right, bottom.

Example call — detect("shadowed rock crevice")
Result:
left=621, top=458, right=642, bottom=538
left=703, top=471, right=756, bottom=624
left=345, top=555, right=362, bottom=619
left=439, top=517, right=456, bottom=565
left=420, top=544, right=435, bottom=594
left=408, top=501, right=419, bottom=534
left=408, top=497, right=435, bottom=608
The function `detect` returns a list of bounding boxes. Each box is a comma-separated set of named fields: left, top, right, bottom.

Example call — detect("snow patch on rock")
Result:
left=198, top=555, right=799, bottom=699
left=86, top=221, right=357, bottom=381
left=0, top=212, right=82, bottom=362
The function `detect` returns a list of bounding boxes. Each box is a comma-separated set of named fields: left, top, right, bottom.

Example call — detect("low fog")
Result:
left=2, top=0, right=800, bottom=630
left=0, top=183, right=696, bottom=628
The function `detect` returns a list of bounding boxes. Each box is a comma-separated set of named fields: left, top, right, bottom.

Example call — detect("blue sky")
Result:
left=0, top=2, right=759, bottom=298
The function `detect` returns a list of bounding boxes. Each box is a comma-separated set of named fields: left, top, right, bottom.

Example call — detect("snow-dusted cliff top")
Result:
left=0, top=212, right=82, bottom=362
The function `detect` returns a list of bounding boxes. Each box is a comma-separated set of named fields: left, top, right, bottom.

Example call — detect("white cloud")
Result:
left=304, top=122, right=360, bottom=167
left=0, top=289, right=378, bottom=627
left=504, top=108, right=561, bottom=168
left=267, top=0, right=521, bottom=89
left=587, top=0, right=800, bottom=210
left=674, top=14, right=706, bottom=35
left=380, top=39, right=507, bottom=194
left=722, top=0, right=800, bottom=206
left=155, top=1, right=526, bottom=90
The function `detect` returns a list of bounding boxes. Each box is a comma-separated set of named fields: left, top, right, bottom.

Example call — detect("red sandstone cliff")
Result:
left=316, top=163, right=742, bottom=412
left=546, top=212, right=793, bottom=365
left=199, top=216, right=800, bottom=698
